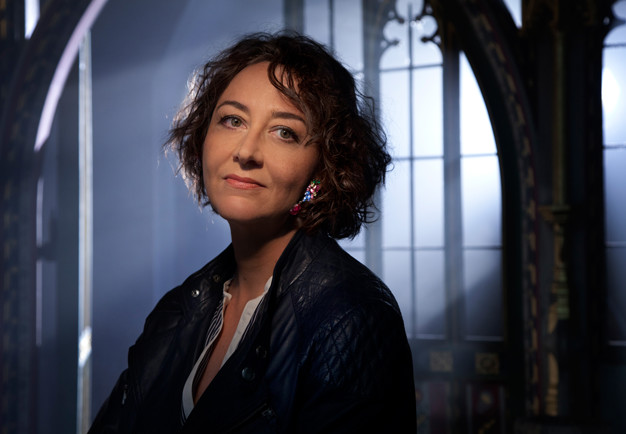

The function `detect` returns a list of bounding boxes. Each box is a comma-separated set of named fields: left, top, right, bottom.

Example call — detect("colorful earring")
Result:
left=289, top=180, right=321, bottom=215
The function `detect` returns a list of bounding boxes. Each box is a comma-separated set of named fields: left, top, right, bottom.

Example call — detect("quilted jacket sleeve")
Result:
left=293, top=296, right=417, bottom=433
left=88, top=286, right=188, bottom=434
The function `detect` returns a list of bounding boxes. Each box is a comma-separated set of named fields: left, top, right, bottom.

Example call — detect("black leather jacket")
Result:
left=90, top=230, right=416, bottom=433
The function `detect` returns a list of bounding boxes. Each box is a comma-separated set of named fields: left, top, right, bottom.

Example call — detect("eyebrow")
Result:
left=216, top=100, right=306, bottom=124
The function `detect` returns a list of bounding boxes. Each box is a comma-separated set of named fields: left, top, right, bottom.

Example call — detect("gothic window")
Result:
left=303, top=1, right=514, bottom=428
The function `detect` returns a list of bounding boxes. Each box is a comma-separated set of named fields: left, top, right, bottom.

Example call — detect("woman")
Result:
left=90, top=32, right=416, bottom=433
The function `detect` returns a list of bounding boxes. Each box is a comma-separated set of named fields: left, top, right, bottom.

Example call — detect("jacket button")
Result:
left=241, top=367, right=255, bottom=382
left=190, top=289, right=200, bottom=298
left=255, top=346, right=267, bottom=359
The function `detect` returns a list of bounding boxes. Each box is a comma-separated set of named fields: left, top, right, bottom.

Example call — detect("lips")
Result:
left=224, top=174, right=264, bottom=189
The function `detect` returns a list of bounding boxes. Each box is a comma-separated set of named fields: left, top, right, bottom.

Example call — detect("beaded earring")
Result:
left=289, top=180, right=321, bottom=215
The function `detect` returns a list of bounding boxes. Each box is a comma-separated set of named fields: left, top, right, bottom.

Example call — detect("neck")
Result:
left=228, top=222, right=297, bottom=299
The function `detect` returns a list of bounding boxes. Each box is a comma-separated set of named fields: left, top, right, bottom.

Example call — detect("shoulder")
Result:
left=283, top=234, right=409, bottom=392
left=288, top=233, right=402, bottom=324
left=140, top=245, right=235, bottom=340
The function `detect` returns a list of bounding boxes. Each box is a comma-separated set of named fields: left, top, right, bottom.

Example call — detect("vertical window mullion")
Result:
left=603, top=0, right=626, bottom=346
left=77, top=31, right=94, bottom=434
left=407, top=4, right=417, bottom=338
left=441, top=22, right=463, bottom=342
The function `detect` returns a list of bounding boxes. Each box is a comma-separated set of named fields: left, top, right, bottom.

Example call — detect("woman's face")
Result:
left=202, top=62, right=319, bottom=231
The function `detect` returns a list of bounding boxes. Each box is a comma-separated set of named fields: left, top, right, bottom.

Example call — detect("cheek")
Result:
left=200, top=148, right=210, bottom=182
left=281, top=158, right=319, bottom=198
left=201, top=136, right=218, bottom=175
left=201, top=144, right=217, bottom=192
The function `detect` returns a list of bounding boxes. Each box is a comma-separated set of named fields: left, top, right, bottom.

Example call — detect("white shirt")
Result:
left=181, top=276, right=272, bottom=422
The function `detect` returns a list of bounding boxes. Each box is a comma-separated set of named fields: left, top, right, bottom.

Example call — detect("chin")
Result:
left=216, top=205, right=266, bottom=224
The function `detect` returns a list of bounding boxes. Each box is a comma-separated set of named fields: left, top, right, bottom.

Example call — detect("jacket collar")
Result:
left=270, top=229, right=331, bottom=299
left=195, top=229, right=332, bottom=303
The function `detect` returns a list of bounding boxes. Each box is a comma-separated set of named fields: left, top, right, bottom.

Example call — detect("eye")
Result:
left=276, top=127, right=299, bottom=142
left=220, top=116, right=243, bottom=128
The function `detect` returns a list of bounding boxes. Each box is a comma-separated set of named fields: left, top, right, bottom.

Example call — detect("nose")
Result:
left=233, top=129, right=262, bottom=167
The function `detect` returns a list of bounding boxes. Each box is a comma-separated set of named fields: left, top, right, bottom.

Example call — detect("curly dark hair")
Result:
left=166, top=31, right=391, bottom=239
